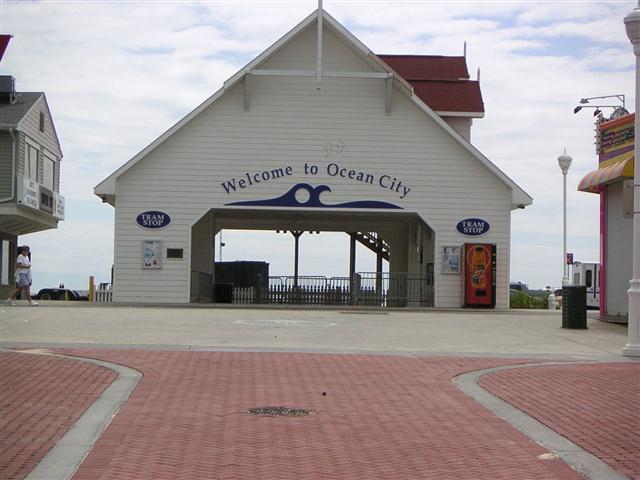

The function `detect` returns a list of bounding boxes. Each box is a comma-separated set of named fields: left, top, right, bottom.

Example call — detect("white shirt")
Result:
left=16, top=254, right=31, bottom=274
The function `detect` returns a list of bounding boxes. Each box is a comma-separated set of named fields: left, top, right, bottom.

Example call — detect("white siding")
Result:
left=112, top=22, right=512, bottom=307
left=442, top=116, right=471, bottom=142
left=191, top=210, right=214, bottom=274
left=18, top=96, right=62, bottom=192
left=0, top=131, right=12, bottom=199
left=19, top=95, right=62, bottom=159
left=260, top=22, right=374, bottom=72
left=606, top=182, right=633, bottom=317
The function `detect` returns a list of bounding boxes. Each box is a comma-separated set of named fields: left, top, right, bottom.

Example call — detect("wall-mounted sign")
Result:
left=220, top=161, right=412, bottom=200
left=441, top=245, right=461, bottom=274
left=456, top=218, right=490, bottom=237
left=17, top=177, right=65, bottom=219
left=597, top=114, right=633, bottom=159
left=226, top=183, right=402, bottom=209
left=143, top=240, right=161, bottom=269
left=19, top=178, right=39, bottom=210
left=54, top=192, right=65, bottom=220
left=136, top=211, right=171, bottom=229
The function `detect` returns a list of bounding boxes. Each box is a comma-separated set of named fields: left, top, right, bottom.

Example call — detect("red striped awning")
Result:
left=577, top=156, right=634, bottom=193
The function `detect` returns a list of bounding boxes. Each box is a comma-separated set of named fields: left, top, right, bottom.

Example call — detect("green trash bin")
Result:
left=562, top=285, right=588, bottom=329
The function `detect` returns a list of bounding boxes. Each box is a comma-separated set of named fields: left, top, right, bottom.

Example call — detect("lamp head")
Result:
left=573, top=106, right=582, bottom=114
left=558, top=149, right=573, bottom=173
left=624, top=7, right=640, bottom=44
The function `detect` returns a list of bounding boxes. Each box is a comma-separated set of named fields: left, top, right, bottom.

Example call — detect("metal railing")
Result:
left=242, top=272, right=433, bottom=307
left=257, top=276, right=352, bottom=305
left=94, top=283, right=112, bottom=303
left=191, top=270, right=433, bottom=307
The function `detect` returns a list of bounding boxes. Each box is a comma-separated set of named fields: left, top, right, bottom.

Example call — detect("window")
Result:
left=27, top=144, right=38, bottom=181
left=39, top=185, right=54, bottom=214
left=40, top=191, right=54, bottom=213
left=167, top=248, right=183, bottom=259
left=585, top=270, right=592, bottom=288
left=43, top=156, right=55, bottom=190
left=573, top=273, right=580, bottom=284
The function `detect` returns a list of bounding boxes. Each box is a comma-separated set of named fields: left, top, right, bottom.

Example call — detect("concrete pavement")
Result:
left=0, top=303, right=627, bottom=357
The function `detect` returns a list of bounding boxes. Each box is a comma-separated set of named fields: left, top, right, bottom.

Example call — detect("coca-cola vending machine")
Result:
left=463, top=243, right=496, bottom=307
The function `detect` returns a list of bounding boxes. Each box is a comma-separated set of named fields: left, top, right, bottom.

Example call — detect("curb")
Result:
left=15, top=350, right=142, bottom=480
left=453, top=362, right=629, bottom=480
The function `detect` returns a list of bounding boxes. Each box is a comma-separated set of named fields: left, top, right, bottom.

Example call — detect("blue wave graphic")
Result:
left=225, top=183, right=402, bottom=209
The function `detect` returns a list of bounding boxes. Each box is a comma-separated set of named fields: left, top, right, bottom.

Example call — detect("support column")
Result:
left=292, top=230, right=303, bottom=288
left=624, top=5, right=640, bottom=356
left=376, top=247, right=383, bottom=295
left=349, top=233, right=356, bottom=304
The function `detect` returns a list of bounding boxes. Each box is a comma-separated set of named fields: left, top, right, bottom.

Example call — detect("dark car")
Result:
left=35, top=288, right=83, bottom=301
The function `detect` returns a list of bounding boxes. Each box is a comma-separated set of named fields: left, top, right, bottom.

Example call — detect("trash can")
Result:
left=562, top=285, right=588, bottom=329
left=214, top=282, right=233, bottom=304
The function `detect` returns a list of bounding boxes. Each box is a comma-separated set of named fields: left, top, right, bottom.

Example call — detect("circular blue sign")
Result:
left=456, top=218, right=490, bottom=236
left=136, top=211, right=171, bottom=229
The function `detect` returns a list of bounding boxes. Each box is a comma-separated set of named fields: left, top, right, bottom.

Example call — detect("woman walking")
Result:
left=5, top=246, right=38, bottom=306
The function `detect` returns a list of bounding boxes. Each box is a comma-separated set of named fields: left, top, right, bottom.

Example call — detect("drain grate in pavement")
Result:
left=248, top=406, right=317, bottom=417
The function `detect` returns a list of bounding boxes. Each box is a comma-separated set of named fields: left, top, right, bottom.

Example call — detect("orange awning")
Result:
left=577, top=155, right=634, bottom=193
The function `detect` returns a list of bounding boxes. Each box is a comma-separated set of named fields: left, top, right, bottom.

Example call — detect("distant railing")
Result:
left=233, top=286, right=255, bottom=304
left=258, top=276, right=352, bottom=305
left=94, top=283, right=112, bottom=303
left=228, top=272, right=433, bottom=307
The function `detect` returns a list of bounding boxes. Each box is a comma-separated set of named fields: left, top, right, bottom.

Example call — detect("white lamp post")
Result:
left=623, top=4, right=640, bottom=357
left=558, top=150, right=573, bottom=287
left=219, top=231, right=225, bottom=261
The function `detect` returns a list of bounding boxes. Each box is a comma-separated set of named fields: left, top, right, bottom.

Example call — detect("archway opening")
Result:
left=190, top=209, right=434, bottom=307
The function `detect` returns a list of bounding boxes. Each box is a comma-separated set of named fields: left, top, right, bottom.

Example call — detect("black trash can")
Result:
left=562, top=285, right=588, bottom=329
left=214, top=282, right=233, bottom=304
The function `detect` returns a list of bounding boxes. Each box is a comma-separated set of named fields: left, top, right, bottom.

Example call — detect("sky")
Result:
left=1, top=0, right=636, bottom=292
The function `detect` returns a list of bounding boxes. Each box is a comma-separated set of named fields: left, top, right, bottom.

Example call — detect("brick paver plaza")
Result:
left=1, top=348, right=638, bottom=479
left=0, top=351, right=117, bottom=479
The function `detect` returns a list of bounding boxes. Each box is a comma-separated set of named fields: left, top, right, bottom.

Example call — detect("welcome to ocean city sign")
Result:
left=220, top=161, right=412, bottom=209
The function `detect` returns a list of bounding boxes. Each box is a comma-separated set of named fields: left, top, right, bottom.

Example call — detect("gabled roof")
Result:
left=0, top=91, right=63, bottom=156
left=378, top=55, right=484, bottom=115
left=0, top=92, right=42, bottom=127
left=410, top=80, right=483, bottom=114
left=378, top=55, right=470, bottom=81
left=95, top=9, right=531, bottom=208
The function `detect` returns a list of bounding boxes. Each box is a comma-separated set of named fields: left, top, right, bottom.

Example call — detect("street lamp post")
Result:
left=623, top=4, right=640, bottom=357
left=219, top=231, right=225, bottom=261
left=558, top=150, right=573, bottom=287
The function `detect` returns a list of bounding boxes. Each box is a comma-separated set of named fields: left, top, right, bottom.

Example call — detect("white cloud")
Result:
left=5, top=0, right=636, bottom=291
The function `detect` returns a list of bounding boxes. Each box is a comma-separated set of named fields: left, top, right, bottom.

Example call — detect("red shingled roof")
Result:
left=378, top=54, right=484, bottom=114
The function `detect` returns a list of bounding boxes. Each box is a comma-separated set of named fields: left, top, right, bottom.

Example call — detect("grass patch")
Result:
left=509, top=291, right=548, bottom=309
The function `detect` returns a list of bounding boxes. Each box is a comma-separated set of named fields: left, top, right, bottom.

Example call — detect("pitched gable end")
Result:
left=95, top=8, right=530, bottom=209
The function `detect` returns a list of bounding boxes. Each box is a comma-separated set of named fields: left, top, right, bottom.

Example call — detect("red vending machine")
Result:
left=463, top=243, right=496, bottom=307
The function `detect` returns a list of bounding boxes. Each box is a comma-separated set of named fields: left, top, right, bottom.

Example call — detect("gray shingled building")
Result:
left=0, top=76, right=64, bottom=298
